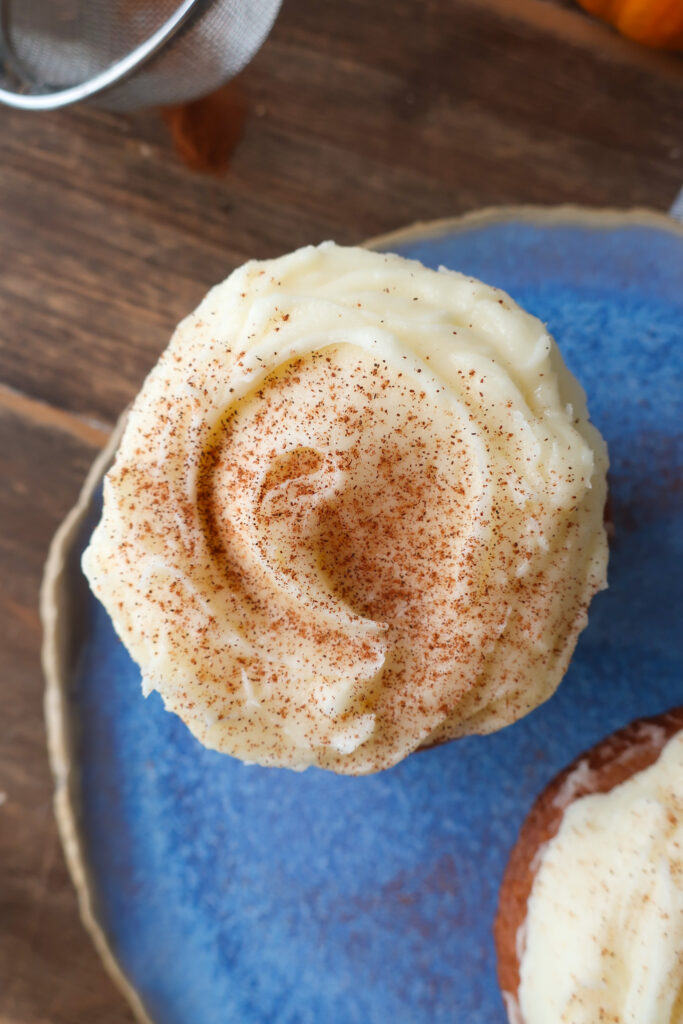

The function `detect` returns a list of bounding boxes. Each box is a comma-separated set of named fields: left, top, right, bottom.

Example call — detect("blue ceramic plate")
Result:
left=43, top=207, right=683, bottom=1024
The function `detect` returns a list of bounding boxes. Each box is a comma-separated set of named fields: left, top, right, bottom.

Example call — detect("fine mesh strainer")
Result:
left=0, top=0, right=281, bottom=110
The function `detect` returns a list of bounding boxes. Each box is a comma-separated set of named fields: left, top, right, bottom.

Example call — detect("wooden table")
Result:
left=1, top=1, right=681, bottom=1020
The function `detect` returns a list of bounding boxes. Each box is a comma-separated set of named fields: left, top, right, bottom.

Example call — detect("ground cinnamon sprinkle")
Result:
left=161, top=82, right=247, bottom=174
left=82, top=244, right=609, bottom=774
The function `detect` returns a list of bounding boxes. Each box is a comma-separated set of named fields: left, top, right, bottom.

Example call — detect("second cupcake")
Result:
left=496, top=707, right=683, bottom=1023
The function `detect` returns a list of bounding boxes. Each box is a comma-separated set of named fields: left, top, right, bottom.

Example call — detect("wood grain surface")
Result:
left=1, top=0, right=681, bottom=1020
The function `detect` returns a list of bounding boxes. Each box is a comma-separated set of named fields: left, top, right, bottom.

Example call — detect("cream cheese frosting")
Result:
left=82, top=242, right=608, bottom=773
left=518, top=730, right=683, bottom=1024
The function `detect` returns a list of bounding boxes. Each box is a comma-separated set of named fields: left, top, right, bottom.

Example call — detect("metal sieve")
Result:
left=0, top=0, right=281, bottom=111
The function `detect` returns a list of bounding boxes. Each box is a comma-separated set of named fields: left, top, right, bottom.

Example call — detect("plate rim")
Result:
left=39, top=412, right=148, bottom=1020
left=41, top=204, right=683, bottom=1024
left=364, top=202, right=683, bottom=251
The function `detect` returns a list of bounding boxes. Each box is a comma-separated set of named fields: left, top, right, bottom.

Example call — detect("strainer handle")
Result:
left=0, top=0, right=205, bottom=111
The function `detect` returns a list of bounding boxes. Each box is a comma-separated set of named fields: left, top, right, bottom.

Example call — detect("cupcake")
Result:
left=495, top=707, right=683, bottom=1024
left=82, top=242, right=608, bottom=774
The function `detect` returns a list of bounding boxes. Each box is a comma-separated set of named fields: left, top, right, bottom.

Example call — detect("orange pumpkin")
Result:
left=577, top=0, right=683, bottom=49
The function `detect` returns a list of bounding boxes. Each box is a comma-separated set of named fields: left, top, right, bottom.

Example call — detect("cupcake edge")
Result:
left=494, top=705, right=683, bottom=1021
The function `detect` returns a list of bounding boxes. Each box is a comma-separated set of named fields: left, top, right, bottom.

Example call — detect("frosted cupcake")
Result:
left=82, top=242, right=608, bottom=774
left=495, top=707, right=683, bottom=1024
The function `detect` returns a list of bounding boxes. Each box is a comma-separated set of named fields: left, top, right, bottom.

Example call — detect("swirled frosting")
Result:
left=518, top=731, right=683, bottom=1024
left=82, top=242, right=608, bottom=773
